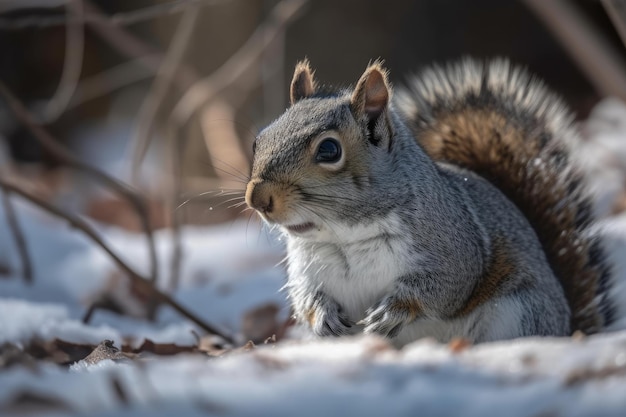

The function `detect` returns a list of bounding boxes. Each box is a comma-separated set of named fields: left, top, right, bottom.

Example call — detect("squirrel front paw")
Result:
left=360, top=296, right=423, bottom=339
left=305, top=296, right=354, bottom=337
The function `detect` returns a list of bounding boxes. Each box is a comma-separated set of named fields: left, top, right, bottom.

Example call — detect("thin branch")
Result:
left=0, top=176, right=234, bottom=344
left=38, top=0, right=84, bottom=124
left=0, top=178, right=140, bottom=282
left=523, top=0, right=626, bottom=102
left=82, top=0, right=198, bottom=90
left=130, top=5, right=200, bottom=184
left=0, top=0, right=226, bottom=30
left=128, top=4, right=201, bottom=290
left=260, top=16, right=286, bottom=121
left=0, top=0, right=66, bottom=14
left=602, top=0, right=626, bottom=49
left=1, top=188, right=33, bottom=284
left=67, top=56, right=157, bottom=110
left=168, top=122, right=184, bottom=292
left=0, top=80, right=159, bottom=285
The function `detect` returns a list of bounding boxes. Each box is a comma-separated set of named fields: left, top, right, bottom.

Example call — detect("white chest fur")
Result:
left=286, top=213, right=417, bottom=321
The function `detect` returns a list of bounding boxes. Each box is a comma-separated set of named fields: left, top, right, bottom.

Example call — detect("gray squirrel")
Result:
left=245, top=58, right=617, bottom=346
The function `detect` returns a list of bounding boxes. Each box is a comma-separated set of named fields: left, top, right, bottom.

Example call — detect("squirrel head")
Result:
left=246, top=59, right=396, bottom=241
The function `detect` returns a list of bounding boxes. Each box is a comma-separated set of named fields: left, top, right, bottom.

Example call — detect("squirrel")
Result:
left=245, top=58, right=618, bottom=346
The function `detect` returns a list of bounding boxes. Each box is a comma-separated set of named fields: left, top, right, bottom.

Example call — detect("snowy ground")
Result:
left=2, top=98, right=626, bottom=416
left=1, top=333, right=626, bottom=417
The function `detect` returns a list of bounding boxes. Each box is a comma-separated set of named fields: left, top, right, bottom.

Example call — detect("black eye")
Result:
left=315, top=138, right=342, bottom=163
left=252, top=139, right=258, bottom=155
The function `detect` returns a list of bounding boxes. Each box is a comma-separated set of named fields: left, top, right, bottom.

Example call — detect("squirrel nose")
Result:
left=246, top=180, right=274, bottom=214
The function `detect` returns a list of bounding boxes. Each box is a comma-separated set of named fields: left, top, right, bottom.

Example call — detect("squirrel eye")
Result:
left=252, top=139, right=258, bottom=155
left=315, top=138, right=342, bottom=163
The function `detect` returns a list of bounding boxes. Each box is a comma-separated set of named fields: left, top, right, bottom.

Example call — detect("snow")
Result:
left=1, top=334, right=626, bottom=416
left=0, top=299, right=121, bottom=346
left=1, top=98, right=626, bottom=416
left=578, top=98, right=626, bottom=218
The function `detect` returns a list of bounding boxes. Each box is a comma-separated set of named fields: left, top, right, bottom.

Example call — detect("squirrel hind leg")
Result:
left=474, top=290, right=570, bottom=342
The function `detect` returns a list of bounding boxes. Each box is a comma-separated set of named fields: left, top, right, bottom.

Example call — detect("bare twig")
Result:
left=68, top=56, right=157, bottom=110
left=0, top=80, right=159, bottom=284
left=0, top=142, right=31, bottom=282
left=0, top=176, right=234, bottom=343
left=602, top=0, right=626, bottom=49
left=168, top=124, right=184, bottom=292
left=1, top=187, right=33, bottom=284
left=0, top=0, right=66, bottom=14
left=0, top=0, right=226, bottom=30
left=130, top=5, right=200, bottom=185
left=523, top=0, right=626, bottom=102
left=82, top=0, right=198, bottom=90
left=37, top=0, right=84, bottom=124
left=260, top=16, right=286, bottom=121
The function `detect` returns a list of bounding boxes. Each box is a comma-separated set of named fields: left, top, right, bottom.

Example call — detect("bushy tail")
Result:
left=396, top=58, right=615, bottom=334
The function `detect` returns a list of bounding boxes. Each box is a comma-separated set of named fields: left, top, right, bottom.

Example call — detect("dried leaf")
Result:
left=126, top=339, right=198, bottom=356
left=241, top=303, right=284, bottom=344
left=24, top=339, right=94, bottom=365
left=82, top=340, right=132, bottom=365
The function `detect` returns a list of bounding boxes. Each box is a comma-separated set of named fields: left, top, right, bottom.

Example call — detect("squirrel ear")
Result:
left=350, top=62, right=390, bottom=122
left=290, top=59, right=317, bottom=105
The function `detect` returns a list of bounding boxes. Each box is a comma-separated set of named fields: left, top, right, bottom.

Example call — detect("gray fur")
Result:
left=246, top=59, right=589, bottom=345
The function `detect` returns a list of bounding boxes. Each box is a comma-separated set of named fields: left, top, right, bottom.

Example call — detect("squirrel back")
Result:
left=396, top=58, right=615, bottom=334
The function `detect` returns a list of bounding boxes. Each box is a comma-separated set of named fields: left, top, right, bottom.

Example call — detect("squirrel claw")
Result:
left=362, top=298, right=410, bottom=338
left=308, top=302, right=355, bottom=337
left=338, top=315, right=354, bottom=328
left=316, top=312, right=353, bottom=337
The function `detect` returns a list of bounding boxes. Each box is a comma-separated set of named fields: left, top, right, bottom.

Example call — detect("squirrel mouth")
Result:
left=285, top=222, right=316, bottom=234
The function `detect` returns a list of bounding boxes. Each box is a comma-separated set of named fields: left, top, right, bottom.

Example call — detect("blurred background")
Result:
left=0, top=0, right=626, bottom=352
left=1, top=0, right=625, bottom=230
